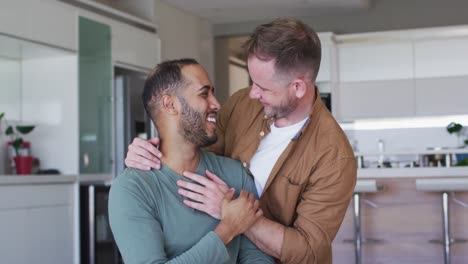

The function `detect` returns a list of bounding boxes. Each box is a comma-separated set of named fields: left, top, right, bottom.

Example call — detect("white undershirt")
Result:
left=249, top=118, right=308, bottom=197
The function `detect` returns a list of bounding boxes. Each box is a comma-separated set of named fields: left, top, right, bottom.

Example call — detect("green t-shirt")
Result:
left=109, top=150, right=273, bottom=264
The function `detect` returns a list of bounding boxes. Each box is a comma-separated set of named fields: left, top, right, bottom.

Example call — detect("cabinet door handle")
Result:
left=83, top=153, right=89, bottom=168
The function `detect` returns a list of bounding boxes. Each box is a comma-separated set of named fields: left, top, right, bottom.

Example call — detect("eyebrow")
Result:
left=254, top=81, right=268, bottom=90
left=197, top=85, right=215, bottom=93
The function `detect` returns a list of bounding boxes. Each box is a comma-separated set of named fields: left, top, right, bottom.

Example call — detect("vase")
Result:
left=14, top=156, right=33, bottom=175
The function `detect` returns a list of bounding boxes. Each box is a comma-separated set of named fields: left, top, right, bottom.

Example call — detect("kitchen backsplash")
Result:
left=344, top=126, right=464, bottom=154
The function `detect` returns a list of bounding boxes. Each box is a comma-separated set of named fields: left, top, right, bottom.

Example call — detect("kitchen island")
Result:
left=333, top=167, right=468, bottom=264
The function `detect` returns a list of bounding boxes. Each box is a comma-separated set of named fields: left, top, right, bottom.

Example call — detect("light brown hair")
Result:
left=243, top=17, right=321, bottom=81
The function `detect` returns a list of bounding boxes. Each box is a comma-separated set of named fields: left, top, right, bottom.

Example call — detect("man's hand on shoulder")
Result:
left=125, top=137, right=162, bottom=170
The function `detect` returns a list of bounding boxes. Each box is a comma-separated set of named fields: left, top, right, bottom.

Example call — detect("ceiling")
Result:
left=160, top=0, right=372, bottom=24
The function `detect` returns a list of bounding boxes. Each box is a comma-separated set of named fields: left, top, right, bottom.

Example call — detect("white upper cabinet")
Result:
left=338, top=79, right=415, bottom=121
left=28, top=0, right=78, bottom=51
left=316, top=33, right=336, bottom=83
left=414, top=37, right=468, bottom=78
left=0, top=0, right=78, bottom=51
left=112, top=22, right=160, bottom=70
left=0, top=0, right=29, bottom=39
left=415, top=76, right=468, bottom=116
left=339, top=41, right=414, bottom=82
left=316, top=44, right=331, bottom=82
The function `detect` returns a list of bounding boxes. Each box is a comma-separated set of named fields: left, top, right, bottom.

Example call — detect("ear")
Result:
left=161, top=95, right=178, bottom=115
left=291, top=79, right=307, bottom=99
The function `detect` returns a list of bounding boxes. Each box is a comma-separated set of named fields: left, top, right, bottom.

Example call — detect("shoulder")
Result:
left=110, top=168, right=161, bottom=200
left=202, top=151, right=243, bottom=171
left=309, top=103, right=354, bottom=159
left=113, top=168, right=154, bottom=187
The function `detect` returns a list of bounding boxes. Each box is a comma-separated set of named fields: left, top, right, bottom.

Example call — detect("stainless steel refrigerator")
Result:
left=80, top=65, right=153, bottom=264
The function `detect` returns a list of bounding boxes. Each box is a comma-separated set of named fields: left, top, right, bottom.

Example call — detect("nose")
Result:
left=209, top=94, right=221, bottom=112
left=249, top=84, right=261, bottom=99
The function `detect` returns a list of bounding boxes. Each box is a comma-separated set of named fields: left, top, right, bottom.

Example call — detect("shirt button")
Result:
left=260, top=131, right=265, bottom=137
left=242, top=162, right=247, bottom=168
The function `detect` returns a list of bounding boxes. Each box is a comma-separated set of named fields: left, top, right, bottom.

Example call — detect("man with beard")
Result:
left=108, top=58, right=273, bottom=264
left=124, top=18, right=357, bottom=264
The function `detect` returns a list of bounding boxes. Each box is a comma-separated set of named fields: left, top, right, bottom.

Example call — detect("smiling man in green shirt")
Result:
left=108, top=58, right=273, bottom=264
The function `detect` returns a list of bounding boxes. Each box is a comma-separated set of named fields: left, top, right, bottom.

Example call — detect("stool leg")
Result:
left=442, top=192, right=450, bottom=264
left=353, top=193, right=361, bottom=264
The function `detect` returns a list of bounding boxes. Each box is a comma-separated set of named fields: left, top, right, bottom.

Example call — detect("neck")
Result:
left=159, top=135, right=201, bottom=176
left=274, top=86, right=316, bottom=128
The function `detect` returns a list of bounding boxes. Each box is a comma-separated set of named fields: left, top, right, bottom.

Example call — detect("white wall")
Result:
left=228, top=62, right=249, bottom=96
left=0, top=58, right=21, bottom=121
left=154, top=0, right=214, bottom=80
left=0, top=58, right=21, bottom=172
left=21, top=55, right=78, bottom=174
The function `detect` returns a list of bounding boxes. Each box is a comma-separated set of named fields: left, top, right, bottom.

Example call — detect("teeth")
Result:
left=207, top=117, right=216, bottom=123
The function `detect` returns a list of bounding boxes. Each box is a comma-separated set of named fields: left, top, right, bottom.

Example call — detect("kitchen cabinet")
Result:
left=112, top=22, right=160, bottom=70
left=0, top=0, right=29, bottom=41
left=28, top=0, right=78, bottom=51
left=415, top=76, right=468, bottom=116
left=338, top=41, right=414, bottom=82
left=79, top=17, right=112, bottom=174
left=336, top=27, right=468, bottom=120
left=0, top=0, right=77, bottom=51
left=338, top=79, right=415, bottom=121
left=316, top=33, right=336, bottom=83
left=0, top=180, right=78, bottom=264
left=414, top=37, right=468, bottom=78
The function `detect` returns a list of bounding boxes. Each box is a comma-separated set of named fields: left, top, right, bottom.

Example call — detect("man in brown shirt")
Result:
left=125, top=18, right=357, bottom=263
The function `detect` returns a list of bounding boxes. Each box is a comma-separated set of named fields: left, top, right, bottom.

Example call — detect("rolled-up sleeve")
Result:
left=280, top=157, right=357, bottom=264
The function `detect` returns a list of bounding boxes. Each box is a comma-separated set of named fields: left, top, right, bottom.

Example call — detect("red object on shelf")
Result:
left=14, top=156, right=33, bottom=175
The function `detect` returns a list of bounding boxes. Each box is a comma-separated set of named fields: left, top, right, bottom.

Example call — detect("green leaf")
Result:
left=455, top=158, right=468, bottom=166
left=5, top=126, right=14, bottom=135
left=16, top=125, right=35, bottom=134
left=12, top=138, right=23, bottom=150
left=0, top=112, right=4, bottom=121
left=447, top=122, right=463, bottom=134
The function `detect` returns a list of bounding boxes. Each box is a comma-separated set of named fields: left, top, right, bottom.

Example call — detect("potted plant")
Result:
left=446, top=122, right=468, bottom=166
left=0, top=112, right=35, bottom=174
left=446, top=122, right=466, bottom=148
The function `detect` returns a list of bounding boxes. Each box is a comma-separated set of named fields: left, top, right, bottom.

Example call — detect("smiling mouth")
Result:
left=207, top=116, right=216, bottom=123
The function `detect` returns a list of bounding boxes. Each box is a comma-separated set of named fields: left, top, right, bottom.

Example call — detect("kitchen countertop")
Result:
left=79, top=174, right=114, bottom=185
left=2, top=167, right=468, bottom=185
left=358, top=167, right=468, bottom=179
left=355, top=148, right=468, bottom=157
left=0, top=175, right=78, bottom=185
left=0, top=174, right=114, bottom=185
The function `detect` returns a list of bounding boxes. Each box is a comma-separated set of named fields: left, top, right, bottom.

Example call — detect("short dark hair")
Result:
left=243, top=17, right=321, bottom=81
left=142, top=58, right=199, bottom=121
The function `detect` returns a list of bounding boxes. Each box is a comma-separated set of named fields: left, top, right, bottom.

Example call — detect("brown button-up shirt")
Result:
left=207, top=87, right=357, bottom=264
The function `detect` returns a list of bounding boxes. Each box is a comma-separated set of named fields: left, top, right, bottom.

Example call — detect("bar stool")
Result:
left=416, top=178, right=468, bottom=264
left=353, top=179, right=384, bottom=264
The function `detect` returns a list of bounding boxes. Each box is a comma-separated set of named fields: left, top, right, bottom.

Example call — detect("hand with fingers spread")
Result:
left=125, top=137, right=162, bottom=170
left=177, top=169, right=229, bottom=219
left=215, top=189, right=263, bottom=245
